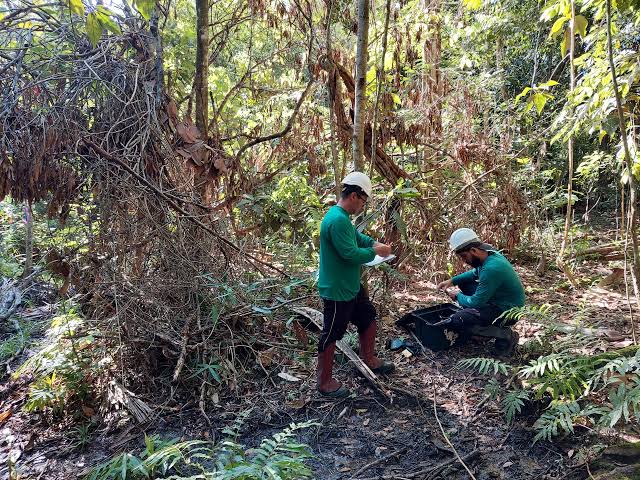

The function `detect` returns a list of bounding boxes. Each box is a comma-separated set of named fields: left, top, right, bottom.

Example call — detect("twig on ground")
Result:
left=35, top=459, right=50, bottom=480
left=498, top=427, right=513, bottom=449
left=199, top=381, right=212, bottom=427
left=349, top=446, right=408, bottom=479
left=432, top=384, right=478, bottom=480
left=425, top=449, right=480, bottom=479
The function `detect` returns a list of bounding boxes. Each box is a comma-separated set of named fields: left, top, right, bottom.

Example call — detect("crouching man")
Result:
left=436, top=228, right=525, bottom=355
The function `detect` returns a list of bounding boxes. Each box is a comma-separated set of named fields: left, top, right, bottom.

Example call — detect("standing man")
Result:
left=316, top=172, right=395, bottom=398
left=436, top=228, right=525, bottom=354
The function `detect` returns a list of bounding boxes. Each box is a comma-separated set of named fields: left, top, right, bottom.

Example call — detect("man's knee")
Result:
left=319, top=300, right=351, bottom=351
left=354, top=299, right=376, bottom=333
left=449, top=309, right=481, bottom=328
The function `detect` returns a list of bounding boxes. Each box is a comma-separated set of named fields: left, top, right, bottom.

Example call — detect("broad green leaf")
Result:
left=68, top=0, right=84, bottom=16
left=533, top=92, right=547, bottom=115
left=95, top=8, right=122, bottom=35
left=540, top=3, right=559, bottom=21
left=560, top=28, right=570, bottom=57
left=463, top=0, right=482, bottom=10
left=525, top=97, right=535, bottom=113
left=134, top=0, right=155, bottom=20
left=86, top=12, right=102, bottom=47
left=538, top=80, right=559, bottom=89
left=252, top=306, right=272, bottom=315
left=574, top=15, right=588, bottom=37
left=551, top=16, right=568, bottom=38
left=514, top=87, right=531, bottom=104
left=210, top=305, right=220, bottom=327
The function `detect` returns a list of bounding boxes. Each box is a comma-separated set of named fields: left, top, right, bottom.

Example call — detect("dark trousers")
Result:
left=318, top=286, right=376, bottom=352
left=449, top=279, right=504, bottom=329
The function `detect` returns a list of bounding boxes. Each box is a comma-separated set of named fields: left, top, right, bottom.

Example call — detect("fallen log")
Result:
left=574, top=243, right=628, bottom=261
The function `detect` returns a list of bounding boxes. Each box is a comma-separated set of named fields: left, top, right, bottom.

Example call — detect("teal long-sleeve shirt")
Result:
left=317, top=205, right=376, bottom=301
left=452, top=251, right=525, bottom=311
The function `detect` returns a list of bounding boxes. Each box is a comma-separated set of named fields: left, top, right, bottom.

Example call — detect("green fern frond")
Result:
left=498, top=304, right=553, bottom=324
left=520, top=353, right=569, bottom=378
left=457, top=357, right=511, bottom=375
left=533, top=401, right=581, bottom=443
left=484, top=378, right=502, bottom=401
left=605, top=378, right=640, bottom=427
left=503, top=389, right=529, bottom=424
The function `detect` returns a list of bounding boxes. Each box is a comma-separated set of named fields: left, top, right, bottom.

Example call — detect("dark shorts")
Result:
left=318, top=286, right=376, bottom=352
left=450, top=279, right=504, bottom=328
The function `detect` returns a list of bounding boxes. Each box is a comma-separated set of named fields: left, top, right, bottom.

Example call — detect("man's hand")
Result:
left=447, top=289, right=459, bottom=301
left=437, top=279, right=453, bottom=291
left=373, top=242, right=392, bottom=257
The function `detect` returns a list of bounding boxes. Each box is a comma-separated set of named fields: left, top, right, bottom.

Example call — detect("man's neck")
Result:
left=337, top=199, right=352, bottom=215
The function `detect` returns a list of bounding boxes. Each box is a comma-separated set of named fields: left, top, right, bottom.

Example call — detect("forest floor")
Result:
left=2, top=223, right=640, bottom=479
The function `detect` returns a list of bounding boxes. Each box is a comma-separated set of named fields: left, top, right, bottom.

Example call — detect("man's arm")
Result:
left=355, top=227, right=392, bottom=257
left=329, top=217, right=376, bottom=264
left=451, top=269, right=477, bottom=286
left=355, top=229, right=375, bottom=248
left=456, top=266, right=500, bottom=308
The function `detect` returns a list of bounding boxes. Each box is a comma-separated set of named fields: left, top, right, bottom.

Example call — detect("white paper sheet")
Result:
left=364, top=254, right=396, bottom=267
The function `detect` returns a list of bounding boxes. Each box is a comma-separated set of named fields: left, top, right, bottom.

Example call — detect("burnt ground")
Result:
left=2, top=230, right=640, bottom=480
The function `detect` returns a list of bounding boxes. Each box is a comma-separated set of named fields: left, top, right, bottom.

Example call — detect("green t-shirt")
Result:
left=317, top=205, right=376, bottom=301
left=452, top=251, right=525, bottom=311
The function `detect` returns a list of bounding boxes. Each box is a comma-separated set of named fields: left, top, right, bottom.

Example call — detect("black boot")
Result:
left=493, top=329, right=519, bottom=357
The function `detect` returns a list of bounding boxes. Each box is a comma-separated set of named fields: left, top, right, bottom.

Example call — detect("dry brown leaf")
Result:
left=291, top=321, right=308, bottom=346
left=258, top=348, right=275, bottom=368
left=286, top=398, right=308, bottom=409
left=24, top=432, right=36, bottom=451
left=213, top=155, right=227, bottom=173
left=0, top=410, right=12, bottom=423
left=82, top=405, right=95, bottom=417
left=167, top=100, right=178, bottom=122
left=176, top=148, right=191, bottom=159
left=176, top=119, right=201, bottom=143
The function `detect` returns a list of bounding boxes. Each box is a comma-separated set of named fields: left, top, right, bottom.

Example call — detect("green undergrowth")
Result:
left=86, top=417, right=317, bottom=480
left=458, top=305, right=640, bottom=443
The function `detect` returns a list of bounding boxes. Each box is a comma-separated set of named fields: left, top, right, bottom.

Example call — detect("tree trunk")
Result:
left=194, top=0, right=210, bottom=200
left=557, top=0, right=578, bottom=287
left=606, top=0, right=640, bottom=342
left=421, top=0, right=442, bottom=167
left=22, top=201, right=33, bottom=279
left=326, top=0, right=342, bottom=199
left=369, top=0, right=392, bottom=177
left=323, top=58, right=410, bottom=186
left=352, top=0, right=370, bottom=171
left=195, top=0, right=209, bottom=135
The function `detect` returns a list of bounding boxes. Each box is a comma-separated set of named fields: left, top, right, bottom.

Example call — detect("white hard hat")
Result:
left=342, top=171, right=372, bottom=197
left=449, top=228, right=481, bottom=252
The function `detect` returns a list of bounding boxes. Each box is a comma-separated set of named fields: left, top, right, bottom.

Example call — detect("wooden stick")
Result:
left=353, top=449, right=479, bottom=480
left=432, top=384, right=477, bottom=480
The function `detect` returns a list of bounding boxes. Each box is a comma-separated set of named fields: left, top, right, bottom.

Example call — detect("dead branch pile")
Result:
left=0, top=5, right=267, bottom=400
